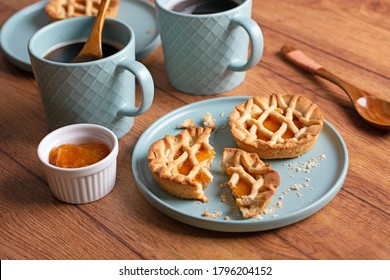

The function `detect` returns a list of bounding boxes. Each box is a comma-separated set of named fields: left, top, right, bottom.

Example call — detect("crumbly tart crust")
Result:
left=230, top=94, right=324, bottom=159
left=45, top=0, right=119, bottom=21
left=221, top=148, right=280, bottom=218
left=148, top=126, right=215, bottom=202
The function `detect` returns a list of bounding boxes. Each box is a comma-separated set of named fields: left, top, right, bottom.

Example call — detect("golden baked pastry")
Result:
left=230, top=94, right=323, bottom=159
left=148, top=126, right=215, bottom=202
left=45, top=0, right=119, bottom=21
left=221, top=148, right=280, bottom=218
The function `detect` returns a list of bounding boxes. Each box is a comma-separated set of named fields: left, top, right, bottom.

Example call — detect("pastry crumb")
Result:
left=252, top=214, right=264, bottom=220
left=263, top=207, right=275, bottom=215
left=202, top=210, right=222, bottom=219
left=280, top=153, right=326, bottom=203
left=220, top=182, right=228, bottom=188
left=203, top=112, right=216, bottom=130
left=292, top=184, right=303, bottom=190
left=283, top=153, right=327, bottom=173
left=178, top=118, right=195, bottom=128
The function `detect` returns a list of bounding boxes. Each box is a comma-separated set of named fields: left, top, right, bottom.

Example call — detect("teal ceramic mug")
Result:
left=28, top=17, right=154, bottom=139
left=155, top=0, right=263, bottom=95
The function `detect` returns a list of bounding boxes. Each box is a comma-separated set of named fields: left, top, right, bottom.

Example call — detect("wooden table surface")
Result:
left=1, top=0, right=389, bottom=260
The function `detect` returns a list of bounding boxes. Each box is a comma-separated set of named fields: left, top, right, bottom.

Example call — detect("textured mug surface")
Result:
left=155, top=0, right=263, bottom=95
left=28, top=17, right=154, bottom=139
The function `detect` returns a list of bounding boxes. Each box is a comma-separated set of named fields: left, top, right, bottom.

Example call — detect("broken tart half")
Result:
left=148, top=126, right=215, bottom=202
left=221, top=148, right=280, bottom=218
left=230, top=94, right=323, bottom=159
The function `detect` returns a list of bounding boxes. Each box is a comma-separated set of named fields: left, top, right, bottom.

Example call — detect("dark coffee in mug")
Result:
left=44, top=41, right=121, bottom=63
left=171, top=0, right=239, bottom=15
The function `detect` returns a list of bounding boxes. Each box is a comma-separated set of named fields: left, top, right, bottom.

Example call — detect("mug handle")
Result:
left=117, top=60, right=154, bottom=117
left=228, top=16, right=264, bottom=71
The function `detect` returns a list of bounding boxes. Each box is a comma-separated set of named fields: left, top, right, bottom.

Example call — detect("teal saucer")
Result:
left=0, top=0, right=160, bottom=71
left=132, top=96, right=348, bottom=232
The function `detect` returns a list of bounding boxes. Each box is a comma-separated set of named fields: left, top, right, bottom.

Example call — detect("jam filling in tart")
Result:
left=221, top=148, right=280, bottom=218
left=148, top=126, right=215, bottom=202
left=230, top=94, right=324, bottom=159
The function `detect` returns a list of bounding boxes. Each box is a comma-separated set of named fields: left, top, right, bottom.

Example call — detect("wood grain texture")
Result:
left=0, top=0, right=389, bottom=260
left=281, top=45, right=390, bottom=129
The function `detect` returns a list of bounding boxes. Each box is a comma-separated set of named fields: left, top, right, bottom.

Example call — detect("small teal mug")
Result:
left=28, top=17, right=154, bottom=139
left=155, top=0, right=263, bottom=95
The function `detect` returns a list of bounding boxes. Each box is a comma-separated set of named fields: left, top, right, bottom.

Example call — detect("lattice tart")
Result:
left=148, top=126, right=215, bottom=202
left=221, top=148, right=280, bottom=218
left=230, top=94, right=323, bottom=159
left=45, top=0, right=119, bottom=21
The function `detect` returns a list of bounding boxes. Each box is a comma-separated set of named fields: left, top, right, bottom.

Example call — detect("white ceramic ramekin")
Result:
left=37, top=124, right=119, bottom=204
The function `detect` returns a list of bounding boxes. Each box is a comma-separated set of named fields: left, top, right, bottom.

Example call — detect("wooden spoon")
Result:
left=281, top=45, right=390, bottom=130
left=72, top=0, right=111, bottom=63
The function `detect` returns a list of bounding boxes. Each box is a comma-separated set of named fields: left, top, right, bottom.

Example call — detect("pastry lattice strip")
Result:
left=236, top=94, right=319, bottom=145
left=46, top=0, right=118, bottom=18
left=221, top=148, right=280, bottom=218
left=148, top=126, right=215, bottom=202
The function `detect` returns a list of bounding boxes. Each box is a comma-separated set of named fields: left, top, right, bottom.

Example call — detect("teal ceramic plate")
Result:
left=132, top=96, right=348, bottom=232
left=0, top=0, right=160, bottom=71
